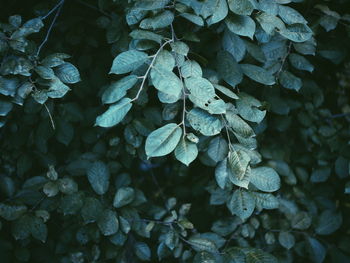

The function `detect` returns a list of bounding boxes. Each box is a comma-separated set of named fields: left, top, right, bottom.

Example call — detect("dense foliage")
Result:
left=0, top=0, right=350, bottom=262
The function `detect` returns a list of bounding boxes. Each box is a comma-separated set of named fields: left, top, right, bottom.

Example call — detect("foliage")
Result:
left=0, top=0, right=350, bottom=262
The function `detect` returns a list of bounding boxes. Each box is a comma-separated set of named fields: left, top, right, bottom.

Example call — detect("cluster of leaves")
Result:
left=0, top=0, right=349, bottom=262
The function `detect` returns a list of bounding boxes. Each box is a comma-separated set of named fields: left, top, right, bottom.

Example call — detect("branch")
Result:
left=41, top=0, right=64, bottom=20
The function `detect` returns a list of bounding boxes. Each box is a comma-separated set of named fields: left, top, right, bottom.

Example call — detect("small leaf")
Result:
left=208, top=136, right=229, bottom=163
left=188, top=237, right=218, bottom=253
left=150, top=68, right=182, bottom=97
left=307, top=238, right=326, bottom=263
left=241, top=64, right=275, bottom=85
left=228, top=0, right=255, bottom=16
left=245, top=248, right=278, bottom=263
left=228, top=150, right=251, bottom=180
left=102, top=75, right=138, bottom=104
left=145, top=123, right=182, bottom=157
left=253, top=192, right=279, bottom=210
left=175, top=138, right=198, bottom=166
left=279, top=23, right=313, bottom=43
left=236, top=93, right=266, bottom=123
left=97, top=209, right=119, bottom=236
left=207, top=0, right=228, bottom=25
left=278, top=5, right=307, bottom=25
left=225, top=15, right=256, bottom=39
left=54, top=62, right=80, bottom=84
left=288, top=53, right=314, bottom=72
left=217, top=51, right=243, bottom=87
left=279, top=71, right=302, bottom=91
left=187, top=108, right=223, bottom=136
left=87, top=161, right=110, bottom=195
left=278, top=231, right=295, bottom=250
left=95, top=98, right=132, bottom=127
left=113, top=187, right=135, bottom=208
left=181, top=60, right=202, bottom=78
left=140, top=10, right=174, bottom=30
left=250, top=167, right=280, bottom=192
left=315, top=210, right=342, bottom=235
left=110, top=50, right=149, bottom=74
left=0, top=203, right=27, bottom=221
left=135, top=242, right=151, bottom=261
left=130, top=29, right=163, bottom=43
left=228, top=190, right=255, bottom=220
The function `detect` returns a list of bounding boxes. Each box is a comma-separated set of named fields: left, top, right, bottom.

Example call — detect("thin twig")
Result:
left=276, top=42, right=292, bottom=79
left=41, top=0, right=64, bottom=20
left=44, top=103, right=56, bottom=130
left=36, top=0, right=65, bottom=57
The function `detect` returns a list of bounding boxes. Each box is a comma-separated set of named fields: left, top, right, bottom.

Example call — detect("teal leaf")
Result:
left=145, top=123, right=182, bottom=157
left=278, top=231, right=295, bottom=250
left=225, top=111, right=255, bottom=138
left=215, top=159, right=229, bottom=189
left=279, top=23, right=313, bottom=42
left=0, top=77, right=19, bottom=97
left=135, top=0, right=171, bottom=10
left=194, top=251, right=216, bottom=263
left=175, top=138, right=198, bottom=166
left=228, top=149, right=251, bottom=180
left=135, top=242, right=151, bottom=261
left=113, top=187, right=135, bottom=208
left=54, top=62, right=81, bottom=84
left=150, top=68, right=182, bottom=97
left=0, top=100, right=13, bottom=116
left=253, top=192, right=279, bottom=210
left=87, top=161, right=110, bottom=195
left=140, top=11, right=174, bottom=30
left=288, top=53, right=314, bottom=72
left=187, top=108, right=223, bottom=136
left=110, top=50, right=149, bottom=74
left=95, top=98, right=132, bottom=127
left=180, top=13, right=204, bottom=26
left=217, top=51, right=243, bottom=87
left=279, top=71, right=302, bottom=91
left=102, top=75, right=138, bottom=104
left=153, top=50, right=175, bottom=71
left=222, top=30, right=246, bottom=62
left=129, top=29, right=163, bottom=44
left=228, top=0, right=255, bottom=16
left=188, top=237, right=218, bottom=253
left=307, top=238, right=326, bottom=263
left=278, top=5, right=307, bottom=25
left=236, top=93, right=266, bottom=123
left=245, top=248, right=278, bottom=263
left=171, top=41, right=190, bottom=56
left=315, top=210, right=342, bottom=235
left=207, top=0, right=229, bottom=25
left=181, top=60, right=202, bottom=78
left=208, top=136, right=229, bottom=163
left=81, top=197, right=103, bottom=223
left=250, top=167, right=280, bottom=192
left=0, top=203, right=27, bottom=221
left=97, top=209, right=119, bottom=236
left=241, top=64, right=275, bottom=85
left=214, top=84, right=239, bottom=99
left=291, top=212, right=312, bottom=230
left=225, top=15, right=256, bottom=39
left=228, top=189, right=255, bottom=220
left=256, top=12, right=285, bottom=35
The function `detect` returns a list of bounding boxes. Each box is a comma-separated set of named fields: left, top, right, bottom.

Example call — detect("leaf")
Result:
left=291, top=212, right=312, bottom=230
left=181, top=60, right=202, bottom=78
left=215, top=159, right=229, bottom=189
left=97, top=209, right=119, bottom=236
left=150, top=67, right=182, bottom=97
left=12, top=215, right=47, bottom=242
left=208, top=136, right=229, bottom=163
left=315, top=210, right=342, bottom=235
left=245, top=248, right=278, bottom=263
left=145, top=123, right=182, bottom=157
left=278, top=231, right=295, bottom=249
left=54, top=62, right=81, bottom=84
left=207, top=0, right=228, bottom=25
left=187, top=108, right=223, bottom=136
left=140, top=11, right=174, bottom=30
left=278, top=5, right=307, bottom=25
left=307, top=238, right=326, bottom=263
left=279, top=23, right=313, bottom=43
left=87, top=161, right=110, bottom=195
left=188, top=237, right=218, bottom=253
left=256, top=12, right=285, bottom=35
left=228, top=0, right=255, bottom=16
left=175, top=138, right=198, bottom=166
left=113, top=187, right=135, bottom=208
left=0, top=100, right=13, bottom=116
left=56, top=119, right=74, bottom=146
left=250, top=167, right=280, bottom=192
left=102, top=75, right=138, bottom=104
left=95, top=98, right=132, bottom=127
left=180, top=13, right=204, bottom=26
left=0, top=77, right=19, bottom=97
left=241, top=64, right=275, bottom=85
left=214, top=84, right=239, bottom=99
left=171, top=41, right=189, bottom=56
left=135, top=0, right=171, bottom=10
left=0, top=203, right=27, bottom=221
left=217, top=51, right=243, bottom=87
left=279, top=71, right=302, bottom=91
left=130, top=29, right=163, bottom=43
left=225, top=111, right=255, bottom=138
left=81, top=197, right=103, bottom=223
left=135, top=242, right=151, bottom=261
left=225, top=15, right=256, bottom=39
left=288, top=53, right=314, bottom=72
left=228, top=190, right=255, bottom=220
left=110, top=50, right=149, bottom=74
left=236, top=93, right=266, bottom=123
left=253, top=192, right=279, bottom=210
left=222, top=30, right=246, bottom=62
left=228, top=150, right=251, bottom=181
left=153, top=50, right=175, bottom=71
left=194, top=251, right=216, bottom=263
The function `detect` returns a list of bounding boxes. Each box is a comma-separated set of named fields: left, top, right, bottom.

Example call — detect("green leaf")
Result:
left=217, top=51, right=243, bottom=87
left=175, top=138, right=198, bottom=166
left=135, top=242, right=151, bottom=261
left=97, top=209, right=119, bottom=236
left=226, top=111, right=255, bottom=138
left=315, top=210, right=342, bottom=235
left=181, top=60, right=202, bottom=78
left=102, top=75, right=138, bottom=104
left=288, top=53, right=314, bottom=72
left=150, top=68, right=182, bottom=97
left=145, top=123, right=182, bottom=157
left=87, top=161, right=110, bottom=195
left=41, top=53, right=71, bottom=68
left=140, top=11, right=174, bottom=30
left=11, top=18, right=43, bottom=39
left=171, top=41, right=189, bottom=56
left=225, top=15, right=256, bottom=39
left=47, top=78, right=71, bottom=99
left=278, top=5, right=307, bottom=25
left=236, top=93, right=266, bottom=123
left=130, top=29, right=163, bottom=43
left=228, top=189, right=255, bottom=220
left=153, top=50, right=175, bottom=71
left=95, top=98, right=132, bottom=127
left=228, top=0, right=255, bottom=16
left=253, top=192, right=279, bottom=210
left=241, top=64, right=275, bottom=85
left=278, top=231, right=295, bottom=249
left=207, top=0, right=229, bottom=25
left=188, top=237, right=218, bottom=253
left=279, top=71, right=302, bottom=91
left=187, top=108, right=223, bottom=136
left=250, top=167, right=280, bottom=192
left=0, top=203, right=27, bottom=221
left=113, top=187, right=135, bottom=208
left=180, top=13, right=204, bottom=26
left=222, top=30, right=246, bottom=62
left=208, top=136, right=229, bottom=163
left=245, top=248, right=278, bottom=263
left=54, top=62, right=81, bottom=84
left=256, top=12, right=285, bottom=35
left=110, top=50, right=149, bottom=74
left=228, top=149, right=251, bottom=180
left=279, top=23, right=313, bottom=42
left=35, top=66, right=55, bottom=80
